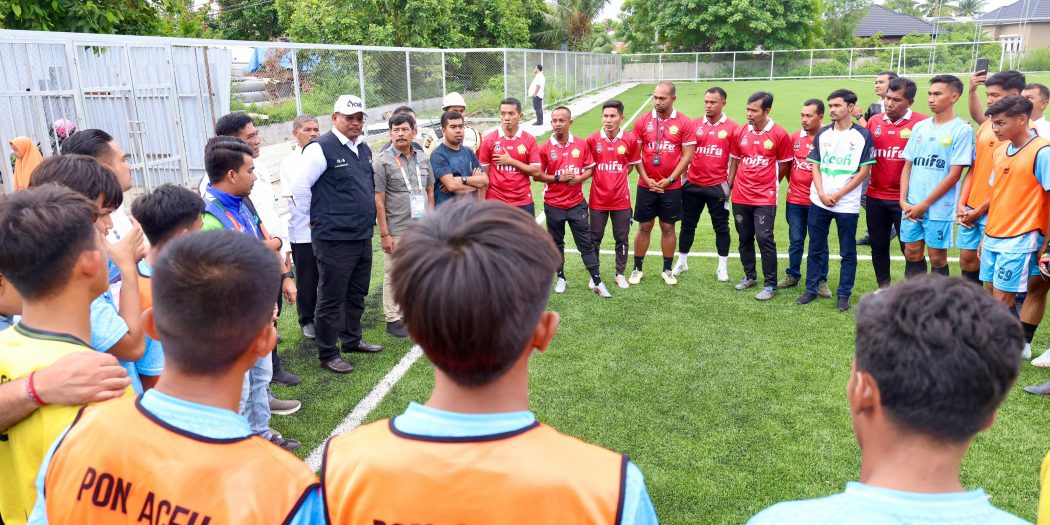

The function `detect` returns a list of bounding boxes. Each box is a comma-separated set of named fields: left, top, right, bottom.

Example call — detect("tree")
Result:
left=822, top=0, right=872, bottom=48
left=884, top=0, right=924, bottom=17
left=214, top=0, right=285, bottom=41
left=619, top=0, right=821, bottom=52
left=918, top=0, right=956, bottom=17
left=0, top=0, right=163, bottom=34
left=533, top=0, right=608, bottom=51
left=954, top=0, right=985, bottom=17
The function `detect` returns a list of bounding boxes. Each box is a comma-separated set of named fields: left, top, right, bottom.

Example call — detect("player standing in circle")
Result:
left=588, top=100, right=640, bottom=289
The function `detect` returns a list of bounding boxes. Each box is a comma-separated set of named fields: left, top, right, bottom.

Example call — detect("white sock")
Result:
left=678, top=253, right=688, bottom=264
left=718, top=256, right=728, bottom=269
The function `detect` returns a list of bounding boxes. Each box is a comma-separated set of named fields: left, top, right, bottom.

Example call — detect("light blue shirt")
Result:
left=747, top=481, right=1030, bottom=525
left=901, top=116, right=974, bottom=221
left=28, top=389, right=324, bottom=524
left=0, top=315, right=14, bottom=331
left=134, top=260, right=164, bottom=377
left=390, top=402, right=660, bottom=525
left=89, top=291, right=142, bottom=393
left=983, top=133, right=1050, bottom=253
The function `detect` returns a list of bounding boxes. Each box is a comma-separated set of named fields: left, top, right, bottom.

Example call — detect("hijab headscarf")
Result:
left=9, top=137, right=43, bottom=191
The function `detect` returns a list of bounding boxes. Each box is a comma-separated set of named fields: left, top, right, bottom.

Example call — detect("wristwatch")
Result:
left=554, top=173, right=561, bottom=183
left=460, top=174, right=469, bottom=185
left=281, top=271, right=294, bottom=280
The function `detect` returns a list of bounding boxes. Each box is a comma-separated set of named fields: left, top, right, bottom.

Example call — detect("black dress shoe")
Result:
left=386, top=320, right=408, bottom=339
left=346, top=341, right=383, bottom=353
left=322, top=357, right=354, bottom=373
left=857, top=233, right=871, bottom=246
left=271, top=368, right=301, bottom=387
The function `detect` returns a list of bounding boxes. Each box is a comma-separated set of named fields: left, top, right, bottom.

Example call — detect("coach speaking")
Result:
left=292, top=95, right=383, bottom=375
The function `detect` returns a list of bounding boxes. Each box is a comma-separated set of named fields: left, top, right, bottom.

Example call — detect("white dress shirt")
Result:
left=291, top=127, right=365, bottom=221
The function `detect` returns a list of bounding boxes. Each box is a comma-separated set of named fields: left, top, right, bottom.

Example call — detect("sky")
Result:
left=597, top=0, right=1019, bottom=23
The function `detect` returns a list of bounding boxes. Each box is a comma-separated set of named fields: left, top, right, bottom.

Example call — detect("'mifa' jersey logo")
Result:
left=517, top=144, right=527, bottom=155
left=742, top=156, right=771, bottom=167
left=598, top=161, right=626, bottom=172
left=718, top=130, right=728, bottom=139
left=901, top=128, right=912, bottom=139
left=617, top=145, right=627, bottom=154
left=763, top=139, right=774, bottom=150
left=913, top=154, right=947, bottom=170
left=875, top=146, right=904, bottom=159
left=697, top=144, right=724, bottom=157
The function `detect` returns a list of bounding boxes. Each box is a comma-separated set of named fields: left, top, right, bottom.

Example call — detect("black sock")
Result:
left=588, top=268, right=602, bottom=285
left=931, top=265, right=949, bottom=276
left=557, top=270, right=566, bottom=280
left=663, top=257, right=673, bottom=272
left=634, top=256, right=644, bottom=271
left=904, top=259, right=928, bottom=278
left=962, top=270, right=981, bottom=284
left=1023, top=322, right=1039, bottom=344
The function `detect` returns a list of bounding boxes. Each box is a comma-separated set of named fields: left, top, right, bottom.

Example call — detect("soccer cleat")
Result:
left=1032, top=348, right=1050, bottom=367
left=615, top=274, right=630, bottom=289
left=795, top=292, right=818, bottom=305
left=836, top=297, right=851, bottom=312
left=754, top=286, right=776, bottom=301
left=734, top=278, right=756, bottom=290
left=1023, top=343, right=1032, bottom=360
left=592, top=281, right=612, bottom=298
left=817, top=280, right=833, bottom=298
left=554, top=277, right=567, bottom=293
left=1024, top=379, right=1050, bottom=395
left=671, top=257, right=689, bottom=276
left=777, top=275, right=799, bottom=289
left=716, top=265, right=729, bottom=282
left=628, top=270, right=644, bottom=285
left=661, top=270, right=678, bottom=285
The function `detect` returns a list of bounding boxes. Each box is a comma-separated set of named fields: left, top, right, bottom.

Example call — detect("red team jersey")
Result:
left=687, top=114, right=739, bottom=186
left=478, top=127, right=542, bottom=207
left=865, top=109, right=928, bottom=201
left=539, top=134, right=596, bottom=210
left=587, top=129, right=640, bottom=211
left=729, top=120, right=793, bottom=206
left=633, top=109, right=696, bottom=190
left=787, top=131, right=816, bottom=206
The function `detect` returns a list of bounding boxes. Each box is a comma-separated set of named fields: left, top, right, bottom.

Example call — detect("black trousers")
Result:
left=272, top=292, right=283, bottom=372
left=590, top=208, right=632, bottom=275
left=313, top=238, right=372, bottom=363
left=291, top=242, right=319, bottom=327
left=733, top=203, right=778, bottom=287
left=680, top=181, right=731, bottom=256
left=865, top=197, right=903, bottom=288
left=532, top=96, right=544, bottom=124
left=545, top=202, right=599, bottom=275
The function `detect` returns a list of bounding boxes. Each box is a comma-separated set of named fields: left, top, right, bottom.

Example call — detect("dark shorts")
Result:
left=634, top=186, right=682, bottom=223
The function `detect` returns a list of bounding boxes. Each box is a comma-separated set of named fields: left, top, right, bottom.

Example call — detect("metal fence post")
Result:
left=503, top=49, right=509, bottom=100
left=809, top=49, right=814, bottom=78
left=357, top=49, right=366, bottom=134
left=658, top=53, right=662, bottom=80
left=441, top=50, right=446, bottom=97
left=770, top=50, right=775, bottom=80
left=848, top=49, right=854, bottom=78
left=405, top=50, right=412, bottom=105
left=731, top=52, right=736, bottom=81
left=290, top=49, right=303, bottom=116
left=163, top=44, right=192, bottom=186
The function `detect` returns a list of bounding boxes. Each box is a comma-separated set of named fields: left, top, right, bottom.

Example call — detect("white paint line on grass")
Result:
left=304, top=345, right=424, bottom=472
left=535, top=211, right=546, bottom=225
left=624, top=95, right=654, bottom=129
left=564, top=247, right=959, bottom=263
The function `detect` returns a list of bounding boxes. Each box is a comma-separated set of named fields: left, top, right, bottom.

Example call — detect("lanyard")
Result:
left=392, top=150, right=424, bottom=192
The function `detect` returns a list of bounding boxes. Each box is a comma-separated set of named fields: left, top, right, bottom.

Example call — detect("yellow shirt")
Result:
left=1040, top=451, right=1050, bottom=525
left=0, top=324, right=93, bottom=525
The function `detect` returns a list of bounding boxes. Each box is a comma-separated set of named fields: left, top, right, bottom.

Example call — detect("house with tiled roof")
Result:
left=978, top=0, right=1050, bottom=50
left=853, top=5, right=939, bottom=43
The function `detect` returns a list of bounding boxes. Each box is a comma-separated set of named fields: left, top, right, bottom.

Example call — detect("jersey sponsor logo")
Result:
left=717, top=130, right=728, bottom=139
left=696, top=144, right=725, bottom=157
left=616, top=145, right=627, bottom=155
left=669, top=125, right=680, bottom=135
left=553, top=165, right=583, bottom=176
left=874, top=146, right=905, bottom=159
left=648, top=141, right=678, bottom=153
left=742, top=156, right=771, bottom=167
left=763, top=139, right=774, bottom=150
left=794, top=158, right=812, bottom=171
left=820, top=153, right=855, bottom=167
left=912, top=154, right=947, bottom=170
left=517, top=144, right=527, bottom=155
left=598, top=161, right=626, bottom=173
left=571, top=148, right=581, bottom=158
left=73, top=466, right=215, bottom=525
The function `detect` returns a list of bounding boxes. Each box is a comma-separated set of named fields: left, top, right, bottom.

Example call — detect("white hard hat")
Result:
left=333, top=95, right=366, bottom=117
left=442, top=92, right=467, bottom=110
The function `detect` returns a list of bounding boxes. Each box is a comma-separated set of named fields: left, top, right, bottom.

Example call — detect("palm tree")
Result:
left=885, top=0, right=925, bottom=17
left=918, top=0, right=957, bottom=17
left=534, top=0, right=609, bottom=51
left=954, top=0, right=984, bottom=17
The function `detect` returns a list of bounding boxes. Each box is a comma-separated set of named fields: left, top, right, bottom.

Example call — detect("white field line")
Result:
left=564, top=247, right=959, bottom=263
left=624, top=94, right=653, bottom=129
left=304, top=345, right=424, bottom=472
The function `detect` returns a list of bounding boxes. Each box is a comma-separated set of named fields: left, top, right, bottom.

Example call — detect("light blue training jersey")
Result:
left=901, top=116, right=974, bottom=221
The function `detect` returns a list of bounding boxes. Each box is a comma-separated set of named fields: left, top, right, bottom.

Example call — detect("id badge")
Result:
left=410, top=191, right=426, bottom=219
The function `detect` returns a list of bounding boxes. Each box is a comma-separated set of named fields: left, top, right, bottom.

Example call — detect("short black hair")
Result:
left=803, top=98, right=825, bottom=115
left=930, top=74, right=964, bottom=95
left=0, top=185, right=99, bottom=300
left=391, top=199, right=561, bottom=387
left=886, top=76, right=918, bottom=100
left=855, top=275, right=1022, bottom=443
left=152, top=230, right=280, bottom=376
left=392, top=106, right=415, bottom=116
left=877, top=71, right=899, bottom=80
left=61, top=128, right=115, bottom=159
left=500, top=98, right=522, bottom=113
left=747, top=91, right=774, bottom=110
left=204, top=136, right=253, bottom=185
left=828, top=88, right=858, bottom=106
left=440, top=110, right=464, bottom=129
left=29, top=154, right=123, bottom=210
left=552, top=106, right=571, bottom=118
left=985, top=70, right=1026, bottom=94
left=131, top=184, right=205, bottom=246
left=1026, top=83, right=1050, bottom=101
left=388, top=112, right=416, bottom=130
left=985, top=95, right=1034, bottom=119
left=535, top=64, right=543, bottom=71
left=706, top=87, right=727, bottom=100
left=214, top=112, right=254, bottom=137
left=602, top=99, right=625, bottom=115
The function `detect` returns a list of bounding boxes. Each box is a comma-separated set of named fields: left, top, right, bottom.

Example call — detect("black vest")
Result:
left=309, top=131, right=377, bottom=241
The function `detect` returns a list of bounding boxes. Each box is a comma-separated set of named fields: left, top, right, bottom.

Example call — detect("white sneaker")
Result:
left=1022, top=343, right=1032, bottom=360
left=615, top=274, right=629, bottom=289
left=661, top=270, right=678, bottom=285
left=1032, top=347, right=1050, bottom=367
left=716, top=265, right=729, bottom=282
left=554, top=277, right=567, bottom=294
left=592, top=281, right=612, bottom=298
left=672, top=257, right=689, bottom=276
left=628, top=270, right=643, bottom=285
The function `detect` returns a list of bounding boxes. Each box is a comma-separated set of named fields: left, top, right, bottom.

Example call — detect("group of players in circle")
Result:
left=443, top=72, right=1050, bottom=390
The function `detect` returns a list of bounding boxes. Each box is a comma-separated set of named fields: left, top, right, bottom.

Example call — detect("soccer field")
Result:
left=271, top=76, right=1050, bottom=524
